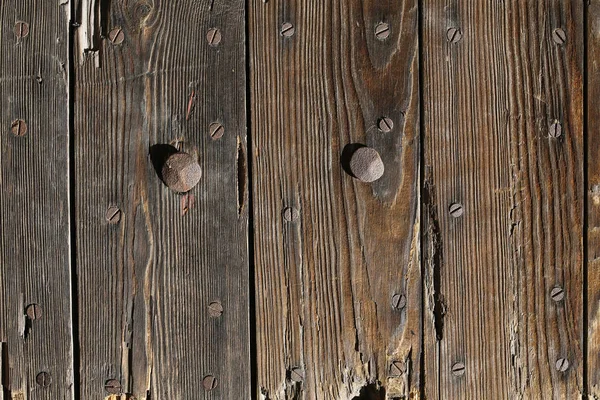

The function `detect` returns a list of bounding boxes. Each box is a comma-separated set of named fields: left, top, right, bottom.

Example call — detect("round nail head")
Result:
left=349, top=147, right=384, bottom=183
left=162, top=152, right=202, bottom=193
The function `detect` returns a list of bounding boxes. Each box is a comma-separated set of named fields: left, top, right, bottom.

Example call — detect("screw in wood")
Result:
left=378, top=117, right=394, bottom=133
left=348, top=147, right=385, bottom=183
left=161, top=152, right=202, bottom=193
left=451, top=362, right=465, bottom=377
left=14, top=21, right=29, bottom=39
left=105, top=206, right=122, bottom=224
left=36, top=372, right=51, bottom=388
left=208, top=301, right=223, bottom=317
left=104, top=379, right=122, bottom=394
left=552, top=28, right=566, bottom=45
left=449, top=203, right=464, bottom=218
left=207, top=28, right=222, bottom=46
left=289, top=367, right=304, bottom=382
left=283, top=206, right=299, bottom=222
left=375, top=22, right=390, bottom=41
left=555, top=358, right=569, bottom=372
left=11, top=119, right=27, bottom=137
left=447, top=27, right=463, bottom=43
left=389, top=361, right=406, bottom=377
left=25, top=304, right=42, bottom=320
left=203, top=375, right=218, bottom=390
left=391, top=293, right=407, bottom=310
left=550, top=286, right=565, bottom=302
left=549, top=121, right=562, bottom=138
left=209, top=122, right=225, bottom=140
left=281, top=22, right=295, bottom=37
left=108, top=28, right=124, bottom=45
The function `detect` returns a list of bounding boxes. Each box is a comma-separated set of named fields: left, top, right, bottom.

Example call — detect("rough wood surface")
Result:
left=422, top=1, right=584, bottom=398
left=73, top=1, right=249, bottom=399
left=0, top=1, right=73, bottom=399
left=249, top=1, right=421, bottom=398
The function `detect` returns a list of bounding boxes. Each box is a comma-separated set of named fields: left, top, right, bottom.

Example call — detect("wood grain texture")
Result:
left=74, top=1, right=249, bottom=399
left=0, top=2, right=73, bottom=399
left=249, top=1, right=420, bottom=399
left=422, top=1, right=584, bottom=398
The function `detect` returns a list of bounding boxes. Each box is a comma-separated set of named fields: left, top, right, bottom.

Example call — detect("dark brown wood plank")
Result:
left=250, top=1, right=420, bottom=398
left=422, top=1, right=584, bottom=398
left=74, top=1, right=249, bottom=398
left=0, top=2, right=73, bottom=399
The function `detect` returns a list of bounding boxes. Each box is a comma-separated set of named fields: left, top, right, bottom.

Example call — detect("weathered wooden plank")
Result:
left=74, top=1, right=249, bottom=398
left=250, top=1, right=421, bottom=398
left=0, top=2, right=73, bottom=399
left=422, top=1, right=584, bottom=398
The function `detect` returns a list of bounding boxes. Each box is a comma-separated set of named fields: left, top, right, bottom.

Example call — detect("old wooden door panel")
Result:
left=0, top=2, right=73, bottom=399
left=250, top=1, right=420, bottom=398
left=422, top=1, right=583, bottom=398
left=74, top=1, right=249, bottom=399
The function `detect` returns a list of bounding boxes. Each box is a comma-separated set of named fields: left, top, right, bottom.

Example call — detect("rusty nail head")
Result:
left=389, top=361, right=406, bottom=377
left=281, top=22, right=295, bottom=37
left=104, top=379, right=122, bottom=394
left=447, top=27, right=462, bottom=43
left=106, top=206, right=122, bottom=224
left=349, top=147, right=385, bottom=183
left=378, top=117, right=394, bottom=132
left=549, top=121, right=562, bottom=138
left=207, top=28, right=222, bottom=46
left=553, top=28, right=566, bottom=45
left=375, top=22, right=390, bottom=40
left=392, top=294, right=407, bottom=310
left=283, top=207, right=299, bottom=222
left=451, top=362, right=465, bottom=377
left=11, top=119, right=27, bottom=137
left=550, top=286, right=565, bottom=302
left=449, top=203, right=464, bottom=218
left=108, top=28, right=124, bottom=45
left=203, top=375, right=218, bottom=390
left=208, top=301, right=223, bottom=317
left=26, top=303, right=42, bottom=320
left=209, top=122, right=224, bottom=140
left=162, top=152, right=202, bottom=193
left=36, top=372, right=51, bottom=388
left=14, top=21, right=29, bottom=38
left=555, top=358, right=569, bottom=372
left=290, top=367, right=304, bottom=382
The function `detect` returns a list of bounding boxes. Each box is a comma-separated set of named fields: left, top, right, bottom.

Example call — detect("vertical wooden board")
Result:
left=422, top=1, right=583, bottom=398
left=74, top=1, right=248, bottom=399
left=0, top=1, right=72, bottom=399
left=250, top=1, right=420, bottom=399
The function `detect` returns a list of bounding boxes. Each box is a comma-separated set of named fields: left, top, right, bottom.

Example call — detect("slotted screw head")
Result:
left=375, top=22, right=390, bottom=40
left=104, top=379, right=122, bottom=394
left=161, top=152, right=202, bottom=193
left=553, top=28, right=566, bottom=45
left=290, top=367, right=304, bottom=382
left=389, top=361, right=406, bottom=377
left=14, top=21, right=29, bottom=38
left=449, top=203, right=464, bottom=218
left=549, top=121, right=562, bottom=138
left=555, top=358, right=569, bottom=372
left=11, top=119, right=27, bottom=136
left=209, top=122, right=224, bottom=140
left=447, top=27, right=463, bottom=43
left=208, top=301, right=223, bottom=317
left=348, top=147, right=385, bottom=183
left=108, top=28, right=124, bottom=45
left=378, top=116, right=394, bottom=132
left=105, top=206, right=122, bottom=224
left=281, top=22, right=295, bottom=37
left=36, top=372, right=51, bottom=388
left=283, top=206, right=299, bottom=222
left=392, top=294, right=407, bottom=310
left=25, top=304, right=42, bottom=320
left=550, top=286, right=565, bottom=302
left=207, top=28, right=222, bottom=46
left=451, top=362, right=465, bottom=376
left=203, top=375, right=218, bottom=390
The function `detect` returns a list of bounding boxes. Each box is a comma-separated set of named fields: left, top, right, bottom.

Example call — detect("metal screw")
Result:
left=550, top=286, right=565, bottom=302
left=553, top=28, right=566, bottom=45
left=451, top=362, right=465, bottom=377
left=209, top=122, right=224, bottom=140
left=549, top=121, right=562, bottom=138
left=349, top=147, right=385, bottom=183
left=36, top=372, right=51, bottom=388
left=375, top=22, right=390, bottom=40
left=389, top=361, right=406, bottom=377
left=14, top=21, right=29, bottom=39
left=447, top=27, right=462, bottom=43
left=283, top=207, right=299, bottom=222
left=207, top=28, right=222, bottom=46
left=289, top=367, right=304, bottom=382
left=108, top=28, right=124, bottom=45
left=203, top=375, right=218, bottom=390
left=555, top=358, right=569, bottom=372
left=449, top=203, right=464, bottom=218
left=281, top=22, right=295, bottom=37
left=106, top=206, right=122, bottom=224
left=104, top=379, right=122, bottom=394
left=378, top=117, right=394, bottom=133
left=25, top=304, right=42, bottom=320
left=208, top=301, right=223, bottom=317
left=11, top=119, right=27, bottom=137
left=391, top=294, right=407, bottom=310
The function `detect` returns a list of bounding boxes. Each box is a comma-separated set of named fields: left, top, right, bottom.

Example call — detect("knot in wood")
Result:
left=161, top=152, right=202, bottom=193
left=349, top=147, right=384, bottom=183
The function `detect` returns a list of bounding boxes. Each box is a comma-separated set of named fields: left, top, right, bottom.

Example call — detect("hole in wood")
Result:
left=351, top=383, right=385, bottom=400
